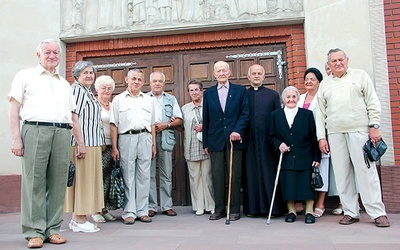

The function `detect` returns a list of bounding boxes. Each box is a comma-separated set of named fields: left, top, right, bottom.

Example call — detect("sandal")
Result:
left=102, top=212, right=117, bottom=221
left=91, top=214, right=106, bottom=223
left=313, top=207, right=325, bottom=218
left=332, top=207, right=343, bottom=215
left=70, top=220, right=100, bottom=233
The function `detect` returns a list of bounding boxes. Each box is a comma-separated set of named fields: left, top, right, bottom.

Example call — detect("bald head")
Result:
left=213, top=61, right=231, bottom=84
left=248, top=64, right=265, bottom=88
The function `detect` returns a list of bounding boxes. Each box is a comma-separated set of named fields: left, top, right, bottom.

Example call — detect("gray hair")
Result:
left=187, top=79, right=203, bottom=91
left=36, top=38, right=61, bottom=54
left=94, top=75, right=115, bottom=91
left=72, top=61, right=96, bottom=80
left=327, top=48, right=347, bottom=62
left=281, top=86, right=300, bottom=103
left=214, top=61, right=230, bottom=71
left=150, top=71, right=166, bottom=82
left=127, top=69, right=145, bottom=79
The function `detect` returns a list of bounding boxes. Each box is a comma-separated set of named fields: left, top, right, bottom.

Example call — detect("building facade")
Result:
left=1, top=0, right=399, bottom=212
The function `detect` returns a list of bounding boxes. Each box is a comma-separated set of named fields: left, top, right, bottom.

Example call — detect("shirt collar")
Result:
left=126, top=90, right=144, bottom=98
left=191, top=100, right=203, bottom=110
left=217, top=81, right=229, bottom=90
left=36, top=64, right=60, bottom=79
left=149, top=91, right=165, bottom=98
left=284, top=106, right=298, bottom=114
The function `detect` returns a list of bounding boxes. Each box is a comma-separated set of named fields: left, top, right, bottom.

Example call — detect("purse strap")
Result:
left=364, top=151, right=371, bottom=169
left=113, top=160, right=120, bottom=169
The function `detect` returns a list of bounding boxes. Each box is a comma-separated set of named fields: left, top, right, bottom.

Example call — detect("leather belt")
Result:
left=121, top=129, right=149, bottom=135
left=24, top=121, right=72, bottom=130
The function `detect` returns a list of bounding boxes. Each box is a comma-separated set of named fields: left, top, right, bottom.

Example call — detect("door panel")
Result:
left=88, top=44, right=287, bottom=205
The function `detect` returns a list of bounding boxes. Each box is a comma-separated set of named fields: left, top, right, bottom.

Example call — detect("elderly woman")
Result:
left=181, top=79, right=215, bottom=215
left=64, top=61, right=105, bottom=233
left=297, top=67, right=329, bottom=218
left=91, top=75, right=117, bottom=223
left=269, top=86, right=320, bottom=224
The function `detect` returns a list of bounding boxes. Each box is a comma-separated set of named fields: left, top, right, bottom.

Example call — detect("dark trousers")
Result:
left=210, top=148, right=243, bottom=214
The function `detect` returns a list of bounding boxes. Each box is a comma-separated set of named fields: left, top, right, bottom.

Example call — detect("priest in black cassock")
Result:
left=243, top=64, right=284, bottom=216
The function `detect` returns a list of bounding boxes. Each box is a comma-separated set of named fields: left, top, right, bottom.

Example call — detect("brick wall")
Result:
left=382, top=0, right=400, bottom=212
left=65, top=25, right=306, bottom=88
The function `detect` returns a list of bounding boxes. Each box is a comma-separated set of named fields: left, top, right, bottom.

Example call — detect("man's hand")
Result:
left=11, top=138, right=24, bottom=157
left=369, top=128, right=381, bottom=147
left=319, top=139, right=330, bottom=155
left=230, top=132, right=242, bottom=142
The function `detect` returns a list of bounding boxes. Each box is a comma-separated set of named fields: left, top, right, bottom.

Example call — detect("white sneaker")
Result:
left=70, top=220, right=100, bottom=233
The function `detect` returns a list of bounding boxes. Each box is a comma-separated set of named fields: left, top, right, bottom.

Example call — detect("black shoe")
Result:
left=209, top=212, right=226, bottom=220
left=285, top=213, right=296, bottom=223
left=305, top=213, right=315, bottom=224
left=228, top=213, right=240, bottom=221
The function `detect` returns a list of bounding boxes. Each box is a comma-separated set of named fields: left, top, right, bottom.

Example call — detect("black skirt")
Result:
left=280, top=169, right=315, bottom=201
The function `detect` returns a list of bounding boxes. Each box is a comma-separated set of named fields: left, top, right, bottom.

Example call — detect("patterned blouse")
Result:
left=71, top=82, right=105, bottom=147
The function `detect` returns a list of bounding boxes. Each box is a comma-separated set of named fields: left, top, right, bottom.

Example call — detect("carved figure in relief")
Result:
left=181, top=0, right=205, bottom=22
left=62, top=0, right=83, bottom=35
left=128, top=0, right=147, bottom=24
left=154, top=0, right=173, bottom=22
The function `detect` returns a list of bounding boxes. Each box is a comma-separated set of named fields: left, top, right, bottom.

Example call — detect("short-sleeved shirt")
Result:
left=8, top=64, right=75, bottom=123
left=71, top=82, right=105, bottom=146
left=110, top=90, right=157, bottom=133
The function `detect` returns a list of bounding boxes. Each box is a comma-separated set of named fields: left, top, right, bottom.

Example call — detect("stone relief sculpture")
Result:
left=180, top=0, right=205, bottom=22
left=61, top=0, right=83, bottom=36
left=271, top=0, right=303, bottom=13
left=60, top=0, right=304, bottom=39
left=128, top=0, right=147, bottom=25
left=154, top=0, right=173, bottom=22
left=235, top=0, right=268, bottom=19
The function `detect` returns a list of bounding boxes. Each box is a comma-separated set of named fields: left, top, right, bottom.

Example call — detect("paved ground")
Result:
left=1, top=206, right=399, bottom=250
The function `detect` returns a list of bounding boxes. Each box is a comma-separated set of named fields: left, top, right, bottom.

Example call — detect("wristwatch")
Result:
left=369, top=124, right=380, bottom=129
left=168, top=123, right=171, bottom=129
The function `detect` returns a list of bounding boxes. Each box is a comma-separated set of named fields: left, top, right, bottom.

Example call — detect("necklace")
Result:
left=99, top=101, right=109, bottom=107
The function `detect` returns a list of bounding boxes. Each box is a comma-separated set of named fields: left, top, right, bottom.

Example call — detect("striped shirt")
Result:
left=71, top=82, right=105, bottom=146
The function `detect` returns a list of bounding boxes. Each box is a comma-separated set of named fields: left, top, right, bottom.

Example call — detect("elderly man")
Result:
left=148, top=71, right=183, bottom=217
left=316, top=48, right=390, bottom=227
left=203, top=61, right=249, bottom=221
left=8, top=39, right=81, bottom=248
left=110, top=69, right=156, bottom=225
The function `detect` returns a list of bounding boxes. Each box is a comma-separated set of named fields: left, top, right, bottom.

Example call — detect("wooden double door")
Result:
left=90, top=44, right=287, bottom=205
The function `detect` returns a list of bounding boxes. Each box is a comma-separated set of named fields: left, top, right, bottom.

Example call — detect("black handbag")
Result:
left=108, top=160, right=125, bottom=209
left=363, top=138, right=387, bottom=168
left=311, top=167, right=324, bottom=189
left=67, top=161, right=76, bottom=187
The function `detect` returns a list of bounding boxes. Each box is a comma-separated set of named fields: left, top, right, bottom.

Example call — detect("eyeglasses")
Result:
left=100, top=87, right=113, bottom=91
left=188, top=88, right=202, bottom=93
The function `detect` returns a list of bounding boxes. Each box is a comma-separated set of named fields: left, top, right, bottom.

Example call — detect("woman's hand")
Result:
left=194, top=124, right=202, bottom=132
left=312, top=161, right=320, bottom=167
left=279, top=142, right=290, bottom=153
left=76, top=144, right=86, bottom=159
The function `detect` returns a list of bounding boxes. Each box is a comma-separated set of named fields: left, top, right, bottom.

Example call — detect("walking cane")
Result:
left=226, top=139, right=234, bottom=225
left=266, top=152, right=283, bottom=225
